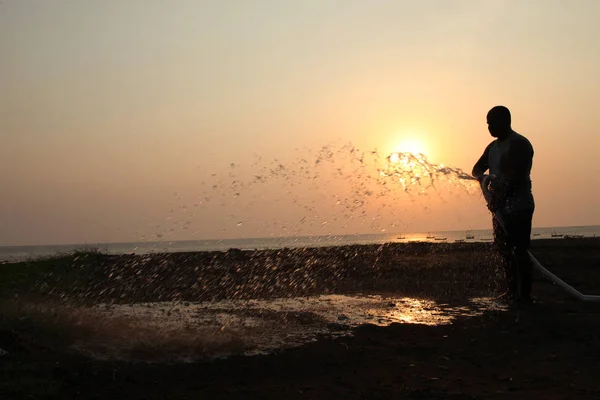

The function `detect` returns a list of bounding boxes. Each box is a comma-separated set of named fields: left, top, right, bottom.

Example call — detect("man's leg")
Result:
left=493, top=215, right=518, bottom=297
left=517, top=249, right=533, bottom=299
left=511, top=211, right=534, bottom=300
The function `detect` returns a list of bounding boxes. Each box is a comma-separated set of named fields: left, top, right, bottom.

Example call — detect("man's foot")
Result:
left=504, top=296, right=534, bottom=309
left=495, top=292, right=535, bottom=308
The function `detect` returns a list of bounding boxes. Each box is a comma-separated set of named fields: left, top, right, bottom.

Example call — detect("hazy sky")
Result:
left=1, top=0, right=599, bottom=245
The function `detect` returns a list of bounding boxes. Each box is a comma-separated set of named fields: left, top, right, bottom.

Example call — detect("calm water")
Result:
left=1, top=225, right=598, bottom=262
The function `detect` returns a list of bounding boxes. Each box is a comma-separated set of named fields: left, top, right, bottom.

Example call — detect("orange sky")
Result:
left=1, top=1, right=599, bottom=245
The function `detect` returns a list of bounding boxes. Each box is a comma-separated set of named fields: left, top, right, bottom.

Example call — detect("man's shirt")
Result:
left=474, top=131, right=535, bottom=214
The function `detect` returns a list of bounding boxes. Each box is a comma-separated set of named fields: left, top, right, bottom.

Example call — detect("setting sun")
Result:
left=393, top=138, right=426, bottom=156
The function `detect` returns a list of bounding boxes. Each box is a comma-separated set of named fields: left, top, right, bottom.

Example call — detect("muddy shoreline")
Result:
left=1, top=238, right=599, bottom=399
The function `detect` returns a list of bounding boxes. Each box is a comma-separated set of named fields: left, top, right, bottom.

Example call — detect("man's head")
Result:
left=487, top=106, right=511, bottom=138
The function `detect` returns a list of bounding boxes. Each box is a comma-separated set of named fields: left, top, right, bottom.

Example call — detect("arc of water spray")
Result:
left=479, top=176, right=600, bottom=302
left=380, top=152, right=478, bottom=193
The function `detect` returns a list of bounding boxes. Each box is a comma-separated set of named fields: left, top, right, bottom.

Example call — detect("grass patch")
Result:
left=0, top=248, right=109, bottom=302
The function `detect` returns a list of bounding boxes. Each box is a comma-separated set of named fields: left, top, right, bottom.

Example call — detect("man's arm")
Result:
left=472, top=143, right=491, bottom=181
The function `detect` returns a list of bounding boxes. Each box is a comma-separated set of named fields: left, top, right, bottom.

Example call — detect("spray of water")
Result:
left=14, top=143, right=504, bottom=362
left=141, top=143, right=484, bottom=245
left=379, top=151, right=477, bottom=192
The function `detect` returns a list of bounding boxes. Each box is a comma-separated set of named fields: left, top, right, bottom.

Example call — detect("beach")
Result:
left=1, top=238, right=599, bottom=399
left=4, top=1, right=600, bottom=399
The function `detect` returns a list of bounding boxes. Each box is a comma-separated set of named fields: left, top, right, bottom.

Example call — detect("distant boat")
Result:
left=426, top=233, right=435, bottom=239
left=434, top=237, right=447, bottom=241
left=532, top=233, right=541, bottom=237
left=564, top=234, right=584, bottom=239
left=454, top=239, right=465, bottom=243
left=465, top=232, right=475, bottom=239
left=551, top=233, right=564, bottom=238
left=397, top=235, right=406, bottom=239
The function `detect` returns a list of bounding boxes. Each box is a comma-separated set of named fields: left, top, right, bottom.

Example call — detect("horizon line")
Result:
left=2, top=224, right=599, bottom=248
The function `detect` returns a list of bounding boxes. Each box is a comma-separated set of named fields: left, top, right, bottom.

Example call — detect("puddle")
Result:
left=71, top=295, right=505, bottom=362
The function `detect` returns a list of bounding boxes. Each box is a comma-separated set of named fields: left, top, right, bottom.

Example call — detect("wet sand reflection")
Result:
left=69, top=295, right=506, bottom=362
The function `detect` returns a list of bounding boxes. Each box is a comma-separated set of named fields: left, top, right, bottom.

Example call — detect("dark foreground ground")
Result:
left=1, top=238, right=599, bottom=399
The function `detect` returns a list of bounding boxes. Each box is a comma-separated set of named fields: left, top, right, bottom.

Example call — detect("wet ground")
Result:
left=73, top=295, right=506, bottom=362
left=1, top=238, right=599, bottom=399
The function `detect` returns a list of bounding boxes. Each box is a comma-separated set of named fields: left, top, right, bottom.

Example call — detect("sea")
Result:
left=1, top=225, right=598, bottom=263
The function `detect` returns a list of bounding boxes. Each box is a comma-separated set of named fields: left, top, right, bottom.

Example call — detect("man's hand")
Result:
left=487, top=196, right=500, bottom=212
left=477, top=174, right=500, bottom=212
left=473, top=173, right=485, bottom=183
left=483, top=174, right=507, bottom=212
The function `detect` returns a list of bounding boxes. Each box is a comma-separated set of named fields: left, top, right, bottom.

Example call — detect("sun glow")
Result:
left=394, top=138, right=426, bottom=156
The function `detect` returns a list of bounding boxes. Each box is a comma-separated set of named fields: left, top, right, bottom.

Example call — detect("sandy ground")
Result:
left=1, top=238, right=599, bottom=399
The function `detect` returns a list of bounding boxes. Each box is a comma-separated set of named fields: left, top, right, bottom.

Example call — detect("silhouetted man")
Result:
left=472, top=106, right=535, bottom=305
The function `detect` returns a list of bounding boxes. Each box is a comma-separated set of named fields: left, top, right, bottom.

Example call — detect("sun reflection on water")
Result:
left=61, top=295, right=506, bottom=362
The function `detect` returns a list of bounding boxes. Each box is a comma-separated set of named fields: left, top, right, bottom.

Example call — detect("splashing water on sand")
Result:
left=41, top=295, right=505, bottom=362
left=15, top=143, right=506, bottom=364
